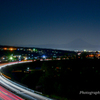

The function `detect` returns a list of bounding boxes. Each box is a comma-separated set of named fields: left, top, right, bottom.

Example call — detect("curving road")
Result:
left=0, top=61, right=53, bottom=100
left=0, top=61, right=25, bottom=100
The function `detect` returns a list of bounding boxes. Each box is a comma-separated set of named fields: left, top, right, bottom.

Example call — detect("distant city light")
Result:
left=10, top=48, right=13, bottom=51
left=33, top=48, right=35, bottom=51
left=24, top=57, right=27, bottom=60
left=84, top=49, right=86, bottom=52
left=4, top=48, right=7, bottom=50
left=2, top=57, right=5, bottom=59
left=78, top=53, right=81, bottom=55
left=42, top=55, right=46, bottom=59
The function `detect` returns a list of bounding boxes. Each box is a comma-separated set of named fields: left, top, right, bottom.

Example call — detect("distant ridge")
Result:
left=22, top=38, right=100, bottom=51
left=64, top=38, right=100, bottom=50
left=0, top=38, right=100, bottom=51
left=66, top=38, right=92, bottom=47
left=63, top=38, right=94, bottom=50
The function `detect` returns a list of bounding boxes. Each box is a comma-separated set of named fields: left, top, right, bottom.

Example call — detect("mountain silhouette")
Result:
left=62, top=38, right=99, bottom=50
left=11, top=38, right=100, bottom=51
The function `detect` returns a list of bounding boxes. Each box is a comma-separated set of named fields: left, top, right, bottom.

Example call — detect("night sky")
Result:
left=0, top=0, right=100, bottom=50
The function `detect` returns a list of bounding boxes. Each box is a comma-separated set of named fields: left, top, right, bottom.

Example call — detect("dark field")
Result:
left=1, top=59, right=100, bottom=100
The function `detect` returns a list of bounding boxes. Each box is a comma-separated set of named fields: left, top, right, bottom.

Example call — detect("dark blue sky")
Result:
left=0, top=0, right=100, bottom=50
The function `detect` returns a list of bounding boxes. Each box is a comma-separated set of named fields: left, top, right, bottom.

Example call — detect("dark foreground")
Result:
left=1, top=59, right=100, bottom=100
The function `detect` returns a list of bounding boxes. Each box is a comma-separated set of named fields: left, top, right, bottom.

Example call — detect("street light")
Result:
left=10, top=57, right=13, bottom=60
left=27, top=67, right=30, bottom=71
left=9, top=56, right=13, bottom=62
left=84, top=49, right=86, bottom=52
left=42, top=55, right=46, bottom=59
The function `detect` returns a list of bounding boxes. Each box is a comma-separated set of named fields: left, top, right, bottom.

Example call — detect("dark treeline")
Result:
left=1, top=59, right=100, bottom=100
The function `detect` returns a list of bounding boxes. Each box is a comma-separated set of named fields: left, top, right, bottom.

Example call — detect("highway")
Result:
left=0, top=61, right=53, bottom=100
left=0, top=86, right=23, bottom=100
